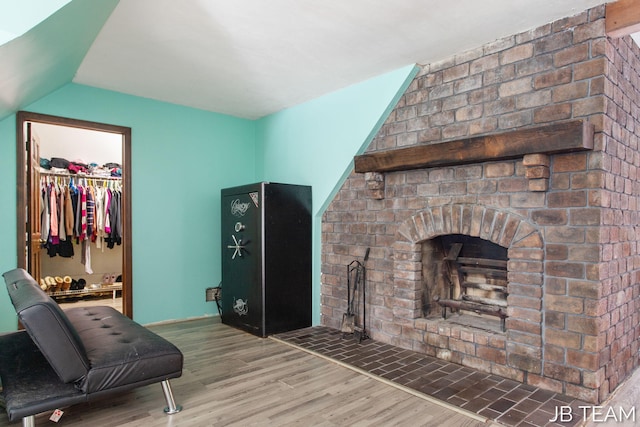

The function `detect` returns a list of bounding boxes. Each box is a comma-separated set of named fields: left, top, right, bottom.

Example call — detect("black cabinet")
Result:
left=220, top=182, right=312, bottom=337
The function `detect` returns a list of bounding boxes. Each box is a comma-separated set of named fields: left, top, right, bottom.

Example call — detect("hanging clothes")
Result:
left=80, top=185, right=87, bottom=241
left=94, top=186, right=104, bottom=250
left=86, top=186, right=95, bottom=242
left=49, top=183, right=59, bottom=245
left=106, top=189, right=122, bottom=248
left=76, top=183, right=94, bottom=274
left=38, top=173, right=122, bottom=264
left=64, top=185, right=74, bottom=237
left=104, top=188, right=112, bottom=237
left=74, top=185, right=82, bottom=240
left=58, top=184, right=66, bottom=242
left=82, top=239, right=93, bottom=274
left=40, top=177, right=74, bottom=258
left=41, top=183, right=49, bottom=245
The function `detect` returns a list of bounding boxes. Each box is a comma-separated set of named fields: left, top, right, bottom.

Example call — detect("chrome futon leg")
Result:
left=161, top=379, right=182, bottom=414
left=20, top=382, right=181, bottom=426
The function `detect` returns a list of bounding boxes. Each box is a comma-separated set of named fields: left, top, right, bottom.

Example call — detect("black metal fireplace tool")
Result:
left=341, top=248, right=370, bottom=342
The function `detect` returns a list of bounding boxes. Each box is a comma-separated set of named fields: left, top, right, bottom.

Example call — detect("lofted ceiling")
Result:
left=0, top=0, right=616, bottom=120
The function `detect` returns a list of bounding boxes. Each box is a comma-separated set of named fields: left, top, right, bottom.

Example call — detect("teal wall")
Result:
left=0, top=83, right=256, bottom=327
left=0, top=65, right=416, bottom=330
left=0, top=114, right=18, bottom=331
left=256, top=65, right=418, bottom=323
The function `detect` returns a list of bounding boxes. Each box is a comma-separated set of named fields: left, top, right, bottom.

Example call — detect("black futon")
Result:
left=0, top=268, right=183, bottom=426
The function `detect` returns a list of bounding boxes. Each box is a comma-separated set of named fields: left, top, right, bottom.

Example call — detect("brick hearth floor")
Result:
left=273, top=326, right=590, bottom=427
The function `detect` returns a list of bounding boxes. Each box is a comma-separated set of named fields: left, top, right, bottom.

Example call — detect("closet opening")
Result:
left=16, top=111, right=132, bottom=318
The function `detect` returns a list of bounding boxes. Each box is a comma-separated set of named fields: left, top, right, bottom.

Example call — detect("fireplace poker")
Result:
left=353, top=248, right=370, bottom=342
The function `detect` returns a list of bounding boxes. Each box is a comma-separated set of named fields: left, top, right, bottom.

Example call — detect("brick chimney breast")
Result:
left=322, top=4, right=640, bottom=405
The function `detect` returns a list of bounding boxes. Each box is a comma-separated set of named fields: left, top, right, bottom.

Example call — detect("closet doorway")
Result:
left=16, top=111, right=132, bottom=318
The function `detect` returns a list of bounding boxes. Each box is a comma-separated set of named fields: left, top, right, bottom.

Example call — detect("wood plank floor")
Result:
left=0, top=318, right=494, bottom=426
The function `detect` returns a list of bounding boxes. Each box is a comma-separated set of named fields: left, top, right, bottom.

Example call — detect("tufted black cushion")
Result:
left=65, top=306, right=183, bottom=393
left=3, top=269, right=90, bottom=383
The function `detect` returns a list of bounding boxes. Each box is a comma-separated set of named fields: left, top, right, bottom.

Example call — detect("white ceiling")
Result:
left=2, top=0, right=615, bottom=120
left=73, top=0, right=610, bottom=119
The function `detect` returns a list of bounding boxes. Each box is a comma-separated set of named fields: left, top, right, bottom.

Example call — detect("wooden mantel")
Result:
left=606, top=0, right=640, bottom=38
left=354, top=120, right=594, bottom=174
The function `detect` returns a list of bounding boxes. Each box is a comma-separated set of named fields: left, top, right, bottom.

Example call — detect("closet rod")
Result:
left=40, top=171, right=122, bottom=181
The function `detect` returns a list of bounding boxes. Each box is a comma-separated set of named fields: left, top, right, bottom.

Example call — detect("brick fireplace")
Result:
left=321, top=5, right=640, bottom=404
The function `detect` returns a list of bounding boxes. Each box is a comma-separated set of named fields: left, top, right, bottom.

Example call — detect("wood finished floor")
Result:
left=0, top=318, right=492, bottom=427
left=58, top=295, right=123, bottom=313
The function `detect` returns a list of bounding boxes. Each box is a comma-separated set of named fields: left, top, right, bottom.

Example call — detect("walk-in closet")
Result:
left=35, top=123, right=123, bottom=311
left=16, top=112, right=132, bottom=316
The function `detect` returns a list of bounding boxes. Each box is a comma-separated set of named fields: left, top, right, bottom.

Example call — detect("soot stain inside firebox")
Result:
left=423, top=234, right=508, bottom=331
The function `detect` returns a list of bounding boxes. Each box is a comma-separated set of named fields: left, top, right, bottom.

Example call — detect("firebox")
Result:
left=423, top=235, right=508, bottom=332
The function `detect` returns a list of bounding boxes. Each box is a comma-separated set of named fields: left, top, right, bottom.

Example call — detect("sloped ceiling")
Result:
left=0, top=0, right=118, bottom=120
left=1, top=0, right=613, bottom=121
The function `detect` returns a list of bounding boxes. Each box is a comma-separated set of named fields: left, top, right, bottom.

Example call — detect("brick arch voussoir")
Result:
left=398, top=204, right=539, bottom=251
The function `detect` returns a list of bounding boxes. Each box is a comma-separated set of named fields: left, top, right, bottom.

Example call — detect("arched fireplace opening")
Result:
left=423, top=234, right=508, bottom=333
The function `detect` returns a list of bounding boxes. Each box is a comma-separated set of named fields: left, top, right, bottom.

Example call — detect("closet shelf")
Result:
left=49, top=283, right=122, bottom=300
